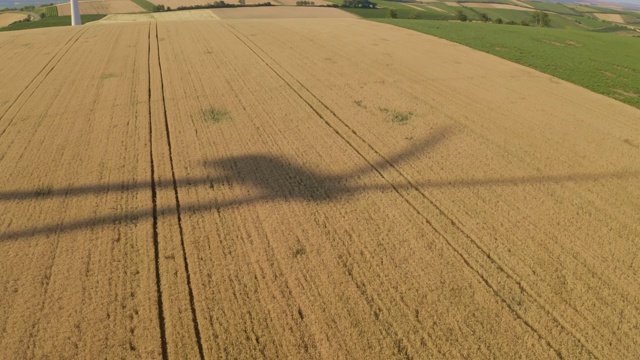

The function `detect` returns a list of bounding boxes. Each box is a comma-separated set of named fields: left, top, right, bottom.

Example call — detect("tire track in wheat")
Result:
left=146, top=22, right=169, bottom=360
left=153, top=21, right=205, bottom=360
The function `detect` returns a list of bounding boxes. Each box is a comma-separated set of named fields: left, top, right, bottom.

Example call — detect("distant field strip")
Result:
left=1, top=9, right=639, bottom=359
left=461, top=2, right=535, bottom=11
left=594, top=12, right=625, bottom=23
left=57, top=0, right=145, bottom=15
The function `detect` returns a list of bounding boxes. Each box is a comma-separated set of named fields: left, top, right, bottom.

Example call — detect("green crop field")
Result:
left=371, top=0, right=423, bottom=10
left=564, top=15, right=610, bottom=29
left=44, top=5, right=58, bottom=17
left=523, top=1, right=578, bottom=15
left=374, top=19, right=640, bottom=109
left=0, top=15, right=105, bottom=31
left=417, top=2, right=455, bottom=14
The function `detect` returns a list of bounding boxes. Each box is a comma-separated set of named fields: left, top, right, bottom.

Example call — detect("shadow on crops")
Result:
left=1, top=125, right=639, bottom=241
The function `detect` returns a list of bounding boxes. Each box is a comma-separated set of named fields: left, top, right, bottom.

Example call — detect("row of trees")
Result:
left=342, top=0, right=376, bottom=9
left=153, top=1, right=273, bottom=11
left=455, top=10, right=551, bottom=27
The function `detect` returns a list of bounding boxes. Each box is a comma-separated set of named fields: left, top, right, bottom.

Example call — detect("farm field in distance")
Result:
left=375, top=19, right=640, bottom=109
left=56, top=0, right=145, bottom=16
left=1, top=6, right=640, bottom=359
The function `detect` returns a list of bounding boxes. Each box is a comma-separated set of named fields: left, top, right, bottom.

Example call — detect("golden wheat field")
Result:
left=1, top=8, right=639, bottom=359
left=0, top=12, right=27, bottom=27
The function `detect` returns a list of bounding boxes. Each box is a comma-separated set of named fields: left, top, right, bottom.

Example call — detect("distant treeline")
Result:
left=153, top=2, right=274, bottom=11
left=0, top=2, right=55, bottom=12
left=295, top=1, right=339, bottom=6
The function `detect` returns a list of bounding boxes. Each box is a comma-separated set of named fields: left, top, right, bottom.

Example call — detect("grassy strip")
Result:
left=44, top=5, right=58, bottom=17
left=373, top=19, right=640, bottom=109
left=130, top=0, right=158, bottom=12
left=0, top=15, right=105, bottom=31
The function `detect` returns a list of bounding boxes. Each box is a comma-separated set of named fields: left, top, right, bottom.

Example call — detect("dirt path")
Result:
left=1, top=10, right=639, bottom=359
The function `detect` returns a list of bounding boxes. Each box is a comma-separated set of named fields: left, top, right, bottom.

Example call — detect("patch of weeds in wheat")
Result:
left=379, top=107, right=413, bottom=125
left=354, top=100, right=368, bottom=109
left=203, top=107, right=230, bottom=123
left=293, top=246, right=307, bottom=258
left=101, top=73, right=118, bottom=80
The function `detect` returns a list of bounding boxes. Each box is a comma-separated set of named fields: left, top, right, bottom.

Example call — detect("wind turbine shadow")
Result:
left=1, top=125, right=638, bottom=241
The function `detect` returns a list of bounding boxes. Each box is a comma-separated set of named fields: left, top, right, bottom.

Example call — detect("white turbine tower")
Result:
left=70, top=0, right=82, bottom=26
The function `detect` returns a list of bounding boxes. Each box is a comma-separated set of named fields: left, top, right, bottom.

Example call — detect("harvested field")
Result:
left=57, top=0, right=144, bottom=16
left=462, top=2, right=535, bottom=11
left=594, top=13, right=626, bottom=23
left=1, top=8, right=640, bottom=359
left=0, top=12, right=27, bottom=27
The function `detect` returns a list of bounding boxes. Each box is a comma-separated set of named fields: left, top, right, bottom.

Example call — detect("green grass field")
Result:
left=0, top=15, right=105, bottom=31
left=130, top=0, right=157, bottom=12
left=374, top=19, right=640, bottom=109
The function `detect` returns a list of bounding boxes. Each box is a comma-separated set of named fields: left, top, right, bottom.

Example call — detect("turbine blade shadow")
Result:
left=0, top=193, right=269, bottom=242
left=336, top=125, right=453, bottom=180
